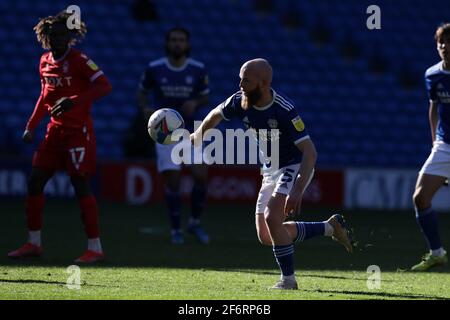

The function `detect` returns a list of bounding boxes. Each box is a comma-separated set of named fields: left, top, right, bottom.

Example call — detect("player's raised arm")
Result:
left=190, top=106, right=224, bottom=144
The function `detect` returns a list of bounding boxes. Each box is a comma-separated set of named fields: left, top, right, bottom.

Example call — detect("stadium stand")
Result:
left=0, top=0, right=449, bottom=167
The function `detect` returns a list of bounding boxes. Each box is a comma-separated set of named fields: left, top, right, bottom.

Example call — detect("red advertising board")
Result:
left=100, top=162, right=343, bottom=206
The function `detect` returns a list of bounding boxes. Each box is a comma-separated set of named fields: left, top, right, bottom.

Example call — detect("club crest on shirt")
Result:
left=86, top=59, right=99, bottom=71
left=267, top=119, right=278, bottom=129
left=291, top=116, right=305, bottom=131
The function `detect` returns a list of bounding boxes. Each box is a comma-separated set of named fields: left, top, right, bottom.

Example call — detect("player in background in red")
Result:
left=7, top=11, right=112, bottom=263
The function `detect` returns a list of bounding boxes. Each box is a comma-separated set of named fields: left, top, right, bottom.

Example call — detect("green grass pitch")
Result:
left=0, top=200, right=449, bottom=300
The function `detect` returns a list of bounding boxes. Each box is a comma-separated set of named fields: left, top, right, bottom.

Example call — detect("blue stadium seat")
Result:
left=0, top=0, right=446, bottom=167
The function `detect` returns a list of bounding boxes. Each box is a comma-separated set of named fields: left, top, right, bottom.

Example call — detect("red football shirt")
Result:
left=27, top=47, right=107, bottom=130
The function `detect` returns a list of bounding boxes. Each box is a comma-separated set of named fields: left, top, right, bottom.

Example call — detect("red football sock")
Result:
left=79, top=195, right=100, bottom=238
left=26, top=194, right=45, bottom=231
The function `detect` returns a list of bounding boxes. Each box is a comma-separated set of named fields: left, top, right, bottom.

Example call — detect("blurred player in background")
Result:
left=190, top=58, right=353, bottom=289
left=137, top=27, right=210, bottom=244
left=411, top=23, right=450, bottom=271
left=7, top=11, right=112, bottom=263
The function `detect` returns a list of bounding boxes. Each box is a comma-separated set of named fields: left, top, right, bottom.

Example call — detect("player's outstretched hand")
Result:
left=22, top=130, right=34, bottom=143
left=51, top=97, right=74, bottom=117
left=284, top=192, right=302, bottom=218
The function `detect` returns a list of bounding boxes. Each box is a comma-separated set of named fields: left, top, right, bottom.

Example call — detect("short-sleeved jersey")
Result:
left=30, top=48, right=105, bottom=130
left=425, top=61, right=450, bottom=143
left=139, top=57, right=209, bottom=126
left=219, top=90, right=310, bottom=168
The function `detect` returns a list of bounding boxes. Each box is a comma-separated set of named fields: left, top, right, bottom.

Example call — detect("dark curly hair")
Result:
left=34, top=10, right=87, bottom=49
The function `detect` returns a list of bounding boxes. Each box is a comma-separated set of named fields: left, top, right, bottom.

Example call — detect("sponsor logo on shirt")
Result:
left=44, top=76, right=72, bottom=87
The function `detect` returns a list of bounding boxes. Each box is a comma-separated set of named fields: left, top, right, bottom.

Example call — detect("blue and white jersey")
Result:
left=219, top=89, right=311, bottom=168
left=140, top=57, right=209, bottom=130
left=425, top=61, right=450, bottom=143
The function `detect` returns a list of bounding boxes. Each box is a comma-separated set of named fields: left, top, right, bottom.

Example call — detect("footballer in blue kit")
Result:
left=137, top=27, right=210, bottom=245
left=191, top=58, right=353, bottom=290
left=220, top=90, right=307, bottom=169
left=411, top=23, right=450, bottom=271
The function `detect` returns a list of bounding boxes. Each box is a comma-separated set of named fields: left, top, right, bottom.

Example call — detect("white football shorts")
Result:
left=255, top=163, right=314, bottom=214
left=419, top=140, right=450, bottom=178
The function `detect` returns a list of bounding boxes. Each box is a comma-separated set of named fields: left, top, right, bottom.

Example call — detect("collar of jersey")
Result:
left=50, top=47, right=71, bottom=63
left=439, top=61, right=450, bottom=74
left=252, top=89, right=276, bottom=111
left=164, top=57, right=189, bottom=72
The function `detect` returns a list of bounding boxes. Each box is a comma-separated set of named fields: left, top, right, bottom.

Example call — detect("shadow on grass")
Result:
left=0, top=278, right=111, bottom=288
left=212, top=269, right=401, bottom=283
left=301, top=288, right=449, bottom=300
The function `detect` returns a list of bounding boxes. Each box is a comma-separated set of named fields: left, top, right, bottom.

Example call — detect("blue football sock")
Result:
left=190, top=184, right=207, bottom=221
left=165, top=189, right=182, bottom=231
left=295, top=222, right=326, bottom=242
left=273, top=244, right=295, bottom=276
left=415, top=207, right=442, bottom=251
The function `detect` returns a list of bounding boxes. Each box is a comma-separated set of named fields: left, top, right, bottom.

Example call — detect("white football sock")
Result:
left=88, top=238, right=102, bottom=253
left=28, top=231, right=41, bottom=246
left=324, top=222, right=334, bottom=237
left=430, top=248, right=446, bottom=257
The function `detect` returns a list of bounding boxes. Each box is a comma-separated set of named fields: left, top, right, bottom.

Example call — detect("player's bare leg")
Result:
left=162, top=169, right=183, bottom=244
left=71, top=174, right=104, bottom=263
left=257, top=192, right=353, bottom=289
left=413, top=174, right=446, bottom=209
left=255, top=214, right=272, bottom=245
left=411, top=174, right=448, bottom=271
left=188, top=164, right=209, bottom=244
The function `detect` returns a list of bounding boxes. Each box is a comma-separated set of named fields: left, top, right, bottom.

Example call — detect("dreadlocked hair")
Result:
left=34, top=11, right=87, bottom=49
